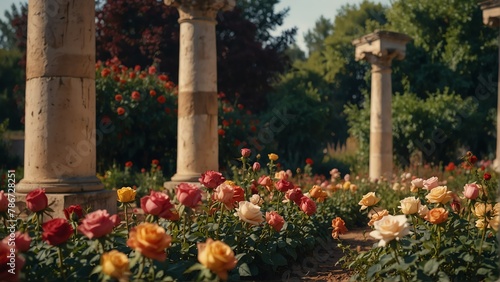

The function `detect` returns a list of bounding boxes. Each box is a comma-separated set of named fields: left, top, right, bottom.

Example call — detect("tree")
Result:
left=303, top=16, right=333, bottom=54
left=95, top=0, right=296, bottom=111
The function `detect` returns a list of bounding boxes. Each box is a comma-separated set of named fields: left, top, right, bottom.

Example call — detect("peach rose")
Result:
left=331, top=217, right=348, bottom=239
left=368, top=209, right=389, bottom=227
left=127, top=223, right=172, bottom=261
left=214, top=183, right=235, bottom=209
left=176, top=183, right=202, bottom=208
left=424, top=207, right=449, bottom=224
left=418, top=205, right=429, bottom=217
left=310, top=185, right=328, bottom=202
left=101, top=250, right=130, bottom=280
left=257, top=175, right=274, bottom=191
left=425, top=186, right=453, bottom=204
left=398, top=197, right=420, bottom=215
left=369, top=214, right=410, bottom=247
left=197, top=239, right=237, bottom=281
left=473, top=202, right=492, bottom=217
left=117, top=186, right=136, bottom=203
left=266, top=211, right=285, bottom=232
left=78, top=210, right=120, bottom=239
left=235, top=201, right=264, bottom=226
left=249, top=194, right=263, bottom=206
left=358, top=192, right=381, bottom=211
left=274, top=170, right=288, bottom=180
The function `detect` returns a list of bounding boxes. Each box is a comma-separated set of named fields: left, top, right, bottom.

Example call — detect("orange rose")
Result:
left=127, top=223, right=171, bottom=261
left=310, top=185, right=328, bottom=203
left=368, top=209, right=389, bottom=226
left=197, top=239, right=237, bottom=280
left=424, top=207, right=449, bottom=224
left=331, top=217, right=348, bottom=239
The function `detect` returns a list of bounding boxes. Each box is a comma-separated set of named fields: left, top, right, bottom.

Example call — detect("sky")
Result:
left=0, top=0, right=392, bottom=52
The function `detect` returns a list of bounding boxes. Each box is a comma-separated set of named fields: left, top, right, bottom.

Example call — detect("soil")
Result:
left=294, top=227, right=376, bottom=282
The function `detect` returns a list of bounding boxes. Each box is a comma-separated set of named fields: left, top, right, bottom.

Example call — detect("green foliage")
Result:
left=0, top=48, right=24, bottom=131
left=345, top=90, right=479, bottom=167
left=0, top=119, right=21, bottom=169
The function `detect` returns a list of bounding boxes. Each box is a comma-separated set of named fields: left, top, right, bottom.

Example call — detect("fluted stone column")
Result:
left=164, top=0, right=235, bottom=184
left=353, top=30, right=411, bottom=180
left=16, top=0, right=116, bottom=218
left=480, top=0, right=500, bottom=172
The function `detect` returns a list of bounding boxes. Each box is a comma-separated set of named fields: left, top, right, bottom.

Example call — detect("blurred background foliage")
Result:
left=0, top=0, right=498, bottom=177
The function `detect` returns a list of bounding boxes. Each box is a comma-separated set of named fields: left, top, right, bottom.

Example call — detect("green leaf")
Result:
left=238, top=263, right=252, bottom=276
left=184, top=263, right=205, bottom=274
left=271, top=253, right=287, bottom=266
left=367, top=264, right=381, bottom=279
left=424, top=258, right=439, bottom=275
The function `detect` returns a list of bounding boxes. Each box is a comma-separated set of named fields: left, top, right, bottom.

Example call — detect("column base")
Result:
left=15, top=189, right=117, bottom=220
left=17, top=176, right=104, bottom=193
left=492, top=159, right=500, bottom=173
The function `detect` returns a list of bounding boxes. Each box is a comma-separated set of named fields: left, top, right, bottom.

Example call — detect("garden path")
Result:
left=298, top=227, right=376, bottom=282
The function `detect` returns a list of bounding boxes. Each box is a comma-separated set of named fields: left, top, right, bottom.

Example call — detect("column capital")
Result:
left=480, top=0, right=500, bottom=27
left=165, top=0, right=235, bottom=22
left=353, top=30, right=411, bottom=65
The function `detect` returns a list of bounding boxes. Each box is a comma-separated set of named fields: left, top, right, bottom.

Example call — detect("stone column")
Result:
left=480, top=0, right=500, bottom=172
left=16, top=0, right=116, bottom=218
left=353, top=30, right=411, bottom=180
left=164, top=0, right=235, bottom=183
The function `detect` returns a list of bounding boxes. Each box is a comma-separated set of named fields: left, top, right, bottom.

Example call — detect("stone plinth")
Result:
left=164, top=0, right=235, bottom=184
left=17, top=0, right=116, bottom=216
left=353, top=30, right=411, bottom=180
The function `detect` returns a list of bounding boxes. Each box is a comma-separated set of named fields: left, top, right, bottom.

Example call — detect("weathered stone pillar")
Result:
left=16, top=0, right=116, bottom=218
left=480, top=0, right=500, bottom=172
left=164, top=0, right=235, bottom=183
left=353, top=30, right=411, bottom=180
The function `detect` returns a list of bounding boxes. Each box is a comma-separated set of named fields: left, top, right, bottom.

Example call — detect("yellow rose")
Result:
left=398, top=197, right=420, bottom=215
left=475, top=218, right=487, bottom=229
left=235, top=201, right=264, bottom=226
left=197, top=238, right=237, bottom=281
left=343, top=181, right=351, bottom=190
left=268, top=153, right=279, bottom=161
left=425, top=186, right=453, bottom=204
left=309, top=185, right=328, bottom=202
left=424, top=207, right=449, bottom=224
left=117, top=187, right=136, bottom=203
left=126, top=223, right=172, bottom=261
left=358, top=192, right=380, bottom=210
left=473, top=202, right=493, bottom=217
left=101, top=250, right=130, bottom=280
left=369, top=214, right=410, bottom=247
left=490, top=215, right=500, bottom=231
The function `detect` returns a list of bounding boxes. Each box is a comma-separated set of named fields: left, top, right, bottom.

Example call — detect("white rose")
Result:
left=370, top=214, right=411, bottom=247
left=235, top=201, right=264, bottom=226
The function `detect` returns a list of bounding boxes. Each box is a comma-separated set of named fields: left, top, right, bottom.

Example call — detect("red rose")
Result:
left=77, top=210, right=119, bottom=239
left=64, top=205, right=84, bottom=222
left=299, top=196, right=317, bottom=216
left=0, top=242, right=24, bottom=281
left=131, top=91, right=141, bottom=101
left=26, top=188, right=48, bottom=212
left=157, top=96, right=166, bottom=104
left=42, top=218, right=73, bottom=246
left=285, top=187, right=303, bottom=205
left=241, top=148, right=251, bottom=158
left=484, top=173, right=491, bottom=180
left=114, top=94, right=122, bottom=102
left=148, top=66, right=157, bottom=75
left=125, top=161, right=133, bottom=168
left=158, top=74, right=168, bottom=81
left=152, top=159, right=160, bottom=166
left=199, top=171, right=225, bottom=189
left=275, top=179, right=294, bottom=192
left=117, top=107, right=126, bottom=115
left=101, top=68, right=111, bottom=77
left=266, top=211, right=285, bottom=232
left=176, top=183, right=202, bottom=208
left=149, top=89, right=157, bottom=97
left=305, top=158, right=314, bottom=165
left=134, top=65, right=141, bottom=72
left=140, top=191, right=175, bottom=219
left=0, top=191, right=8, bottom=212
left=232, top=185, right=245, bottom=205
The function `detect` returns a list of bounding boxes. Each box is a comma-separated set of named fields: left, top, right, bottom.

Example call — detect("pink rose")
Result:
left=252, top=162, right=261, bottom=172
left=199, top=171, right=225, bottom=189
left=423, top=176, right=439, bottom=190
left=275, top=179, right=294, bottom=192
left=176, top=183, right=202, bottom=208
left=0, top=191, right=8, bottom=212
left=78, top=210, right=119, bottom=239
left=26, top=188, right=48, bottom=212
left=213, top=183, right=235, bottom=209
left=299, top=196, right=317, bottom=216
left=2, top=232, right=31, bottom=253
left=241, top=148, right=251, bottom=158
left=266, top=211, right=285, bottom=232
left=257, top=175, right=273, bottom=190
left=141, top=191, right=175, bottom=219
left=463, top=183, right=479, bottom=200
left=285, top=187, right=303, bottom=205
